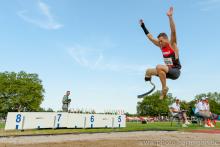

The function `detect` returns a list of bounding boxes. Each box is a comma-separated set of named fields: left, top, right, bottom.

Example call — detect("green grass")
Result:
left=0, top=122, right=219, bottom=137
left=0, top=122, right=4, bottom=129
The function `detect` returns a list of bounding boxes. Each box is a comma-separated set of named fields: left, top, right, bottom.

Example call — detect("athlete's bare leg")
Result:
left=145, top=68, right=157, bottom=80
left=156, top=65, right=169, bottom=99
left=145, top=65, right=169, bottom=99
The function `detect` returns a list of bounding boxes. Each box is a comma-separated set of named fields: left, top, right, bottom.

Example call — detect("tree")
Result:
left=188, top=100, right=197, bottom=117
left=0, top=71, right=45, bottom=118
left=179, top=100, right=191, bottom=116
left=137, top=91, right=174, bottom=116
left=38, top=107, right=54, bottom=112
left=46, top=108, right=54, bottom=112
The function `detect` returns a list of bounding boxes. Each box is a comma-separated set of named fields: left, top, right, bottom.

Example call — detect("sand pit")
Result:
left=0, top=131, right=220, bottom=147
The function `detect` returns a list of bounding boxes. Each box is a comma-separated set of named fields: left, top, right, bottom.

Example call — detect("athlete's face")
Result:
left=158, top=36, right=169, bottom=47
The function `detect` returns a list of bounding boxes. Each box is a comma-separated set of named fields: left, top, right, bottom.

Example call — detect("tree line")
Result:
left=137, top=91, right=220, bottom=117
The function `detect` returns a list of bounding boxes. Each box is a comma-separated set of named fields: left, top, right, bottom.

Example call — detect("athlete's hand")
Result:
left=139, top=19, right=144, bottom=25
left=167, top=6, right=174, bottom=17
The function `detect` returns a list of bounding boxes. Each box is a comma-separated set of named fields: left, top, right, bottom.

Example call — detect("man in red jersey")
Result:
left=139, top=7, right=181, bottom=99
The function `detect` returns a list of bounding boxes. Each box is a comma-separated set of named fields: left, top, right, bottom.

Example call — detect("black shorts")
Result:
left=166, top=68, right=181, bottom=80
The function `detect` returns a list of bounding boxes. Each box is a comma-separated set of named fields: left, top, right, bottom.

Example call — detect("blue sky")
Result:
left=0, top=0, right=220, bottom=113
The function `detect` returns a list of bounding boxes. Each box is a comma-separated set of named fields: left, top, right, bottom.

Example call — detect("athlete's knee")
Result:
left=156, top=65, right=168, bottom=73
left=156, top=66, right=165, bottom=76
left=146, top=68, right=156, bottom=76
left=156, top=65, right=163, bottom=72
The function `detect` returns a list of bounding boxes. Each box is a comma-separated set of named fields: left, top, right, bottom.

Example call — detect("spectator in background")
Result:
left=194, top=97, right=211, bottom=127
left=204, top=97, right=217, bottom=127
left=169, top=98, right=190, bottom=127
left=62, top=91, right=71, bottom=112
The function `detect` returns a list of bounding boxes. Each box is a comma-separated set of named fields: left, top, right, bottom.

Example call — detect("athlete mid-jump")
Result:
left=139, top=7, right=181, bottom=99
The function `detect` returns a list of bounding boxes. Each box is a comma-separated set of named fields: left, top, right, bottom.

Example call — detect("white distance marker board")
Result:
left=5, top=112, right=126, bottom=130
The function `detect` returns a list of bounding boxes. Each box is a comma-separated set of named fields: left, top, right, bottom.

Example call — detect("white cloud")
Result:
left=67, top=44, right=148, bottom=74
left=68, top=45, right=103, bottom=69
left=17, top=0, right=63, bottom=30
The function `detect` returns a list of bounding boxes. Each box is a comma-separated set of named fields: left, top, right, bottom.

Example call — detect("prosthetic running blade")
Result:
left=137, top=81, right=155, bottom=98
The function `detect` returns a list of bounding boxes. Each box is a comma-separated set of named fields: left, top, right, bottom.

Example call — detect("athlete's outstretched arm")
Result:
left=167, top=7, right=177, bottom=45
left=139, top=19, right=160, bottom=47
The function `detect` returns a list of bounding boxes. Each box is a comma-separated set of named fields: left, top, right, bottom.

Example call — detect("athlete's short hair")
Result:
left=157, top=32, right=168, bottom=39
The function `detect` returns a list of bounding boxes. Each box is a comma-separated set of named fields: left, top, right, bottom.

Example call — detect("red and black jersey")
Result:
left=161, top=44, right=181, bottom=69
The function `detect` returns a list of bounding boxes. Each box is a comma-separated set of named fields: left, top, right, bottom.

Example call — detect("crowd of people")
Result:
left=169, top=97, right=218, bottom=128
